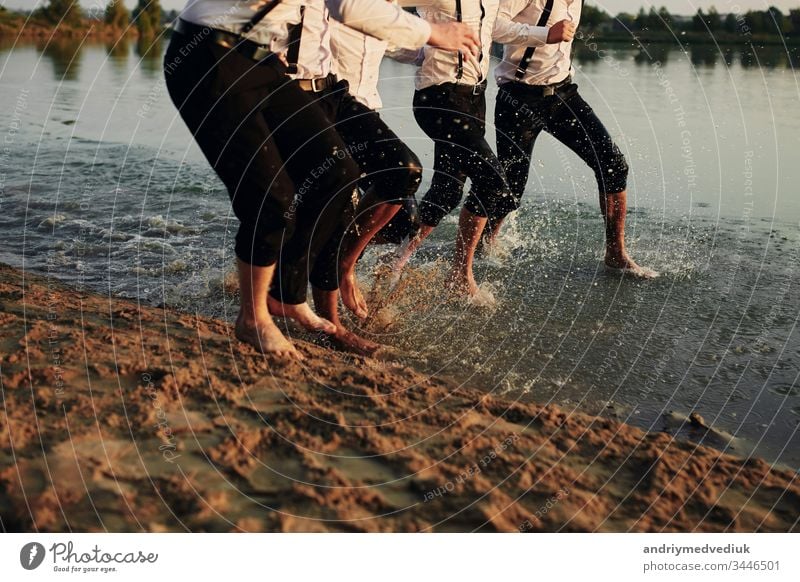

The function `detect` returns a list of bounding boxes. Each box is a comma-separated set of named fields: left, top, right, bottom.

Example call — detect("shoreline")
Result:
left=1, top=20, right=797, bottom=47
left=0, top=20, right=139, bottom=40
left=0, top=262, right=797, bottom=532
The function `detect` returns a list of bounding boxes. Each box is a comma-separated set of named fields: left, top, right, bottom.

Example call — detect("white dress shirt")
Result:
left=410, top=0, right=548, bottom=90
left=286, top=1, right=334, bottom=79
left=330, top=20, right=388, bottom=109
left=287, top=0, right=432, bottom=80
left=495, top=0, right=581, bottom=86
left=179, top=0, right=431, bottom=59
left=179, top=0, right=302, bottom=49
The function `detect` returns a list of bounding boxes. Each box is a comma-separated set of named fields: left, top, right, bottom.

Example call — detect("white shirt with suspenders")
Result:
left=283, top=0, right=438, bottom=88
left=495, top=0, right=582, bottom=86
left=330, top=18, right=389, bottom=110
left=411, top=0, right=549, bottom=90
left=179, top=0, right=431, bottom=67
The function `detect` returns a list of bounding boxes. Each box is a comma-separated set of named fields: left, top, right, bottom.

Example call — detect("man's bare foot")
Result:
left=319, top=328, right=382, bottom=356
left=340, top=266, right=368, bottom=319
left=393, top=225, right=433, bottom=273
left=392, top=238, right=415, bottom=273
left=446, top=269, right=479, bottom=297
left=267, top=296, right=337, bottom=333
left=604, top=251, right=659, bottom=279
left=234, top=314, right=301, bottom=359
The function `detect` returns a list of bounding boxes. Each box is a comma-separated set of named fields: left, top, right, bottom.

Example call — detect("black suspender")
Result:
left=241, top=0, right=283, bottom=35
left=285, top=5, right=306, bottom=74
left=515, top=0, right=556, bottom=80
left=477, top=0, right=486, bottom=80
left=455, top=0, right=464, bottom=80
left=455, top=0, right=487, bottom=82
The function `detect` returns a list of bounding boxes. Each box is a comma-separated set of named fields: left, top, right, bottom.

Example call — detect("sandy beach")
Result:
left=0, top=262, right=797, bottom=532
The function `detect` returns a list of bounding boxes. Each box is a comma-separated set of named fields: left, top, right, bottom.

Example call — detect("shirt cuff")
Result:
left=532, top=26, right=550, bottom=46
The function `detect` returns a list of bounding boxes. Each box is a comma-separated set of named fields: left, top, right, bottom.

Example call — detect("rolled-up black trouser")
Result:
left=494, top=81, right=629, bottom=220
left=412, top=83, right=514, bottom=227
left=308, top=81, right=423, bottom=291
left=164, top=32, right=359, bottom=304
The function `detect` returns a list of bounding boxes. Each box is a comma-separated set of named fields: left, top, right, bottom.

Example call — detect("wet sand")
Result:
left=0, top=262, right=797, bottom=532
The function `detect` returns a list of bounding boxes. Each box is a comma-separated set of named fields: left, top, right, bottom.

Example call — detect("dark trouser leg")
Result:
left=163, top=36, right=303, bottom=355
left=309, top=97, right=423, bottom=292
left=164, top=38, right=299, bottom=267
left=413, top=87, right=470, bottom=227
left=460, top=132, right=514, bottom=221
left=260, top=85, right=362, bottom=305
left=542, top=90, right=629, bottom=199
left=493, top=84, right=545, bottom=226
left=540, top=89, right=631, bottom=259
left=417, top=139, right=469, bottom=227
left=414, top=87, right=512, bottom=226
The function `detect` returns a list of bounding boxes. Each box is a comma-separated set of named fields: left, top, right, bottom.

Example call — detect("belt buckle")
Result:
left=310, top=77, right=325, bottom=92
left=543, top=86, right=555, bottom=97
left=251, top=45, right=271, bottom=62
left=472, top=84, right=482, bottom=96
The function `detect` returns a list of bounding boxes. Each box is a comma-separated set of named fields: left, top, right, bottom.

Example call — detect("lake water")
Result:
left=1, top=35, right=798, bottom=469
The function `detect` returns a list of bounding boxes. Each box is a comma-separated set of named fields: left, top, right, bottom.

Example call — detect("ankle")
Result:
left=237, top=308, right=269, bottom=326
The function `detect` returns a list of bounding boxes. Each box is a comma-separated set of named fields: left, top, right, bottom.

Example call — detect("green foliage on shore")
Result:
left=132, top=0, right=162, bottom=38
left=1, top=1, right=799, bottom=45
left=33, top=0, right=84, bottom=27
left=105, top=0, right=130, bottom=30
left=583, top=3, right=800, bottom=42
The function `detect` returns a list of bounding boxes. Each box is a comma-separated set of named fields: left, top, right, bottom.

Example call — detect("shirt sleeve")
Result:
left=384, top=45, right=424, bottom=66
left=327, top=0, right=432, bottom=49
left=493, top=0, right=549, bottom=46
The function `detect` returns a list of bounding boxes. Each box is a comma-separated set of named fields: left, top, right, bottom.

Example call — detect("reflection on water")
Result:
left=739, top=43, right=799, bottom=68
left=572, top=38, right=800, bottom=70
left=105, top=36, right=130, bottom=63
left=135, top=35, right=164, bottom=76
left=688, top=44, right=719, bottom=67
left=38, top=37, right=85, bottom=81
left=0, top=37, right=798, bottom=469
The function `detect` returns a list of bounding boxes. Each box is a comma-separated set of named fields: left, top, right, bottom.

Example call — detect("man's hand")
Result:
left=428, top=22, right=480, bottom=57
left=546, top=20, right=576, bottom=44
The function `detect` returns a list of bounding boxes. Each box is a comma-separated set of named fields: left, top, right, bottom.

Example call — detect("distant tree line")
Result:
left=584, top=4, right=800, bottom=37
left=30, top=0, right=168, bottom=38
left=19, top=1, right=800, bottom=40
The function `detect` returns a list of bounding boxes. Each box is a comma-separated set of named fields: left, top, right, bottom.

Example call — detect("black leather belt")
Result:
left=296, top=74, right=337, bottom=93
left=450, top=80, right=488, bottom=96
left=508, top=76, right=573, bottom=98
left=173, top=18, right=276, bottom=63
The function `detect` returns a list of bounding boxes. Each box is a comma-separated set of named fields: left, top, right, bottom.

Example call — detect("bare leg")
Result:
left=446, top=207, right=487, bottom=296
left=393, top=224, right=434, bottom=273
left=480, top=215, right=505, bottom=252
left=601, top=190, right=658, bottom=278
left=339, top=189, right=400, bottom=319
left=234, top=259, right=300, bottom=359
left=312, top=287, right=382, bottom=356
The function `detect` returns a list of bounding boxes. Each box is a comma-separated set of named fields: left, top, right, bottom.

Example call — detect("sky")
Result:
left=1, top=0, right=798, bottom=16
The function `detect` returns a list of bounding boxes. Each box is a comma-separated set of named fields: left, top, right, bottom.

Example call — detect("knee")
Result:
left=337, top=155, right=362, bottom=192
left=377, top=149, right=423, bottom=201
left=597, top=148, right=629, bottom=194
left=419, top=184, right=462, bottom=227
left=320, top=152, right=360, bottom=197
left=399, top=154, right=423, bottom=196
left=614, top=150, right=630, bottom=180
left=235, top=215, right=290, bottom=267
